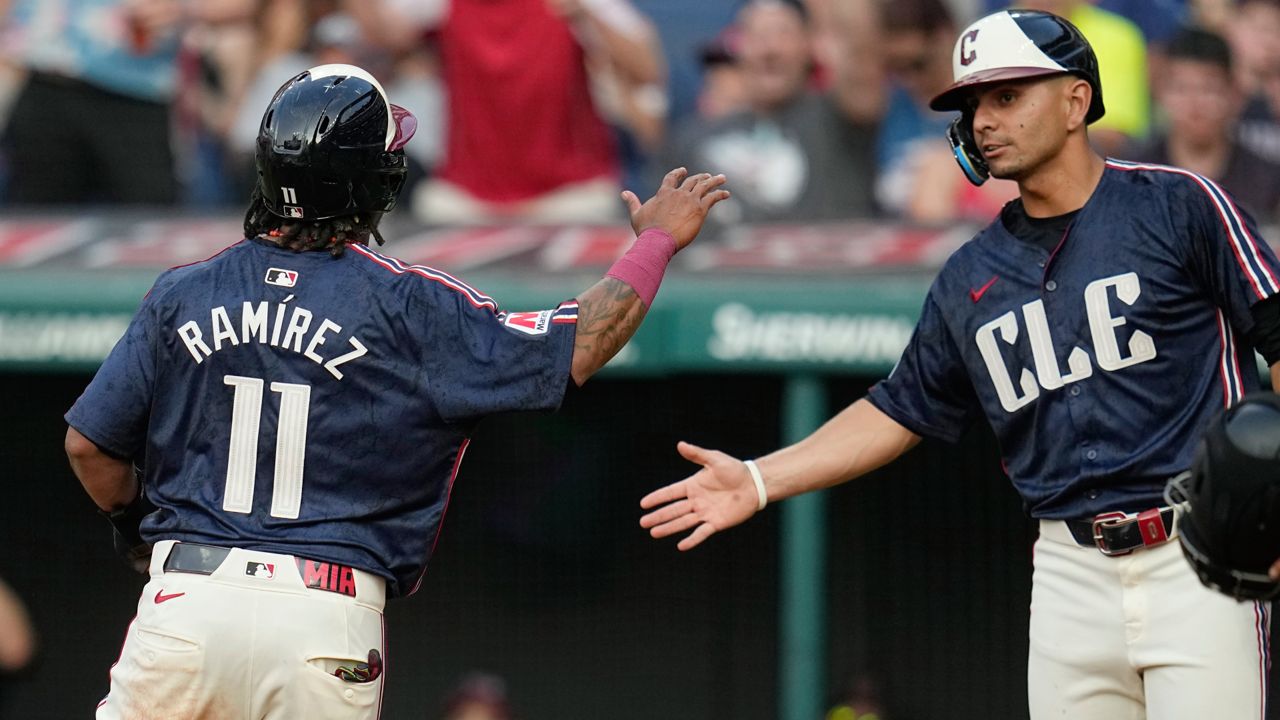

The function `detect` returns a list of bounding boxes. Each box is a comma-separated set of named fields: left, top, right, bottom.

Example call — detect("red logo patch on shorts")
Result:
left=296, top=559, right=357, bottom=597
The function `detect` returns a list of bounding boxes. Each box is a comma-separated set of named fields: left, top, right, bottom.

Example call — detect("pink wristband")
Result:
left=605, top=228, right=677, bottom=308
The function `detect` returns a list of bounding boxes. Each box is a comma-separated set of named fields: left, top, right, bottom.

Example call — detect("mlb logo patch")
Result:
left=502, top=310, right=553, bottom=336
left=284, top=205, right=304, bottom=218
left=265, top=268, right=298, bottom=288
left=246, top=562, right=275, bottom=579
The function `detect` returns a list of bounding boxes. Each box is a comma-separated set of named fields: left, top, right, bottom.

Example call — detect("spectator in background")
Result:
left=1098, top=0, right=1188, bottom=47
left=984, top=0, right=1189, bottom=47
left=1123, top=27, right=1280, bottom=222
left=228, top=4, right=436, bottom=201
left=1223, top=0, right=1280, bottom=163
left=1013, top=0, right=1151, bottom=154
left=0, top=575, right=36, bottom=710
left=694, top=29, right=748, bottom=123
left=663, top=0, right=882, bottom=225
left=568, top=0, right=670, bottom=195
left=0, top=0, right=254, bottom=205
left=440, top=673, right=513, bottom=720
left=177, top=5, right=261, bottom=207
left=873, top=0, right=1018, bottom=223
left=346, top=0, right=663, bottom=226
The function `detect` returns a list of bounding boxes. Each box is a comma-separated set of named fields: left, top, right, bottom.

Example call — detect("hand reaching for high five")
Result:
left=622, top=168, right=729, bottom=252
left=639, top=441, right=762, bottom=551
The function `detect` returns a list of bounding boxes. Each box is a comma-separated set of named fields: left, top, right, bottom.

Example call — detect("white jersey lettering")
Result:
left=175, top=302, right=367, bottom=378
left=178, top=320, right=213, bottom=363
left=1085, top=272, right=1157, bottom=371
left=977, top=271, right=1157, bottom=414
left=976, top=310, right=1039, bottom=412
left=1022, top=299, right=1092, bottom=390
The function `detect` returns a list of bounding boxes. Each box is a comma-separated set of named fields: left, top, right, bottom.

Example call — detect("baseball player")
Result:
left=63, top=63, right=728, bottom=718
left=640, top=10, right=1280, bottom=719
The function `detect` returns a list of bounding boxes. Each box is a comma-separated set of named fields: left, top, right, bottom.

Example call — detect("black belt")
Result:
left=163, top=542, right=360, bottom=597
left=1065, top=507, right=1177, bottom=556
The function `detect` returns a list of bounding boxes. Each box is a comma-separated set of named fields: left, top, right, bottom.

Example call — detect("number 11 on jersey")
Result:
left=223, top=375, right=311, bottom=519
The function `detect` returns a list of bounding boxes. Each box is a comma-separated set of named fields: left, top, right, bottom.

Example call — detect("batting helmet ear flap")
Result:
left=947, top=113, right=990, bottom=187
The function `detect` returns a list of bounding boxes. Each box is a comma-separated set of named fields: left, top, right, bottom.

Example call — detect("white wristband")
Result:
left=744, top=459, right=767, bottom=511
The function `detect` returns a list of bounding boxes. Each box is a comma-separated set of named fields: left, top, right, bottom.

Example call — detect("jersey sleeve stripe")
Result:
left=1216, top=310, right=1244, bottom=406
left=350, top=244, right=499, bottom=312
left=1215, top=311, right=1232, bottom=407
left=1198, top=173, right=1280, bottom=295
left=552, top=301, right=579, bottom=324
left=1107, top=160, right=1279, bottom=298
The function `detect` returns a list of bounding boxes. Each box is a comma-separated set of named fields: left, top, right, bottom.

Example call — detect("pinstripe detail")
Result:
left=1107, top=160, right=1280, bottom=298
left=408, top=437, right=470, bottom=597
left=1216, top=310, right=1244, bottom=406
left=1215, top=311, right=1233, bottom=407
left=1255, top=601, right=1269, bottom=719
left=376, top=613, right=387, bottom=719
left=350, top=244, right=498, bottom=311
left=144, top=240, right=248, bottom=299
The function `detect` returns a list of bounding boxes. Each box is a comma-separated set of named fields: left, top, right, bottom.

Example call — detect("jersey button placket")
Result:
left=1045, top=280, right=1058, bottom=292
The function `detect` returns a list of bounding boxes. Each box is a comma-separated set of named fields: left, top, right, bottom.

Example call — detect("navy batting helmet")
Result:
left=255, top=64, right=417, bottom=221
left=1166, top=394, right=1280, bottom=601
left=930, top=10, right=1104, bottom=186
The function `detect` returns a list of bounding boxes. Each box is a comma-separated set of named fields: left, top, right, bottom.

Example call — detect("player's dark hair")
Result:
left=877, top=0, right=954, bottom=34
left=242, top=186, right=386, bottom=257
left=1165, top=27, right=1233, bottom=73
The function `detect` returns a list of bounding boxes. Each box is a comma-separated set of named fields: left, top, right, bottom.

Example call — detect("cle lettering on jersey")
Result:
left=176, top=301, right=368, bottom=380
left=976, top=271, right=1157, bottom=413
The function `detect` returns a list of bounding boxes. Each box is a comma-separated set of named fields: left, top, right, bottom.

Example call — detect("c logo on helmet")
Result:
left=960, top=29, right=979, bottom=66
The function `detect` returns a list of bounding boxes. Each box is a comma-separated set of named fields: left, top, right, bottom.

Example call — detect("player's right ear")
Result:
left=1064, top=78, right=1092, bottom=132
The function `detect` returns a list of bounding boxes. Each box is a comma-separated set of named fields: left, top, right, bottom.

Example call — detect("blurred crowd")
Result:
left=0, top=0, right=1278, bottom=226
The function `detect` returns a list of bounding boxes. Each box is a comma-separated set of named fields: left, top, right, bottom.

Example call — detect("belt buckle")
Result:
left=1135, top=507, right=1170, bottom=547
left=1091, top=511, right=1133, bottom=556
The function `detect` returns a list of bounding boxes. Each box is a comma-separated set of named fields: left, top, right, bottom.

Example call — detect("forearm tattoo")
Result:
left=573, top=277, right=648, bottom=379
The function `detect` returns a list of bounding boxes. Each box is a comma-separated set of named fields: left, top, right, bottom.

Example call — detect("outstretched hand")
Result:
left=639, top=441, right=761, bottom=551
left=622, top=168, right=729, bottom=252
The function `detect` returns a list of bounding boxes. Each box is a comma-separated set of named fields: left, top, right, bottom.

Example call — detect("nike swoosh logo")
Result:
left=154, top=590, right=186, bottom=604
left=970, top=276, right=999, bottom=303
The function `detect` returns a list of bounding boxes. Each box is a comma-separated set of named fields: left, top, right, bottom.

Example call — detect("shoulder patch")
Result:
left=501, top=310, right=554, bottom=336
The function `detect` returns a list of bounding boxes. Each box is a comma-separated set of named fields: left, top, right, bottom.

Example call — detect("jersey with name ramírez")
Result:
left=66, top=237, right=578, bottom=596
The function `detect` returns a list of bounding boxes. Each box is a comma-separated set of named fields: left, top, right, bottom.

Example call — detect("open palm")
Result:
left=639, top=441, right=760, bottom=550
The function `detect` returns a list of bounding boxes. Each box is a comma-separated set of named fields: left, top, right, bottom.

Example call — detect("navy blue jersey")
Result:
left=869, top=160, right=1280, bottom=519
left=66, top=237, right=577, bottom=597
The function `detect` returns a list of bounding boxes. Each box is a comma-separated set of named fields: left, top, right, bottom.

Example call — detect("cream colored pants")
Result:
left=97, top=540, right=386, bottom=720
left=1030, top=520, right=1269, bottom=720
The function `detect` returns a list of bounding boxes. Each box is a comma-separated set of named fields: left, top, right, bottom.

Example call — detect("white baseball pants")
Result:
left=96, top=540, right=387, bottom=720
left=1029, top=520, right=1269, bottom=720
